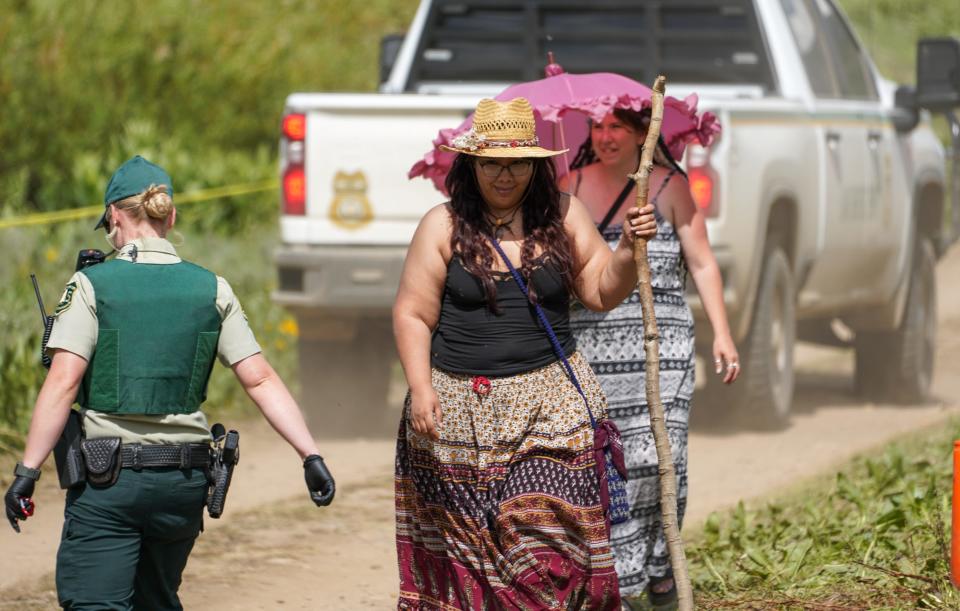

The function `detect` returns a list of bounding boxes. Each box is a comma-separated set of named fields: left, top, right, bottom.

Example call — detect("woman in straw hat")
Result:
left=393, top=97, right=657, bottom=610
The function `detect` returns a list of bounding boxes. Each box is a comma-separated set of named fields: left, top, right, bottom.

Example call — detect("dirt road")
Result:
left=2, top=246, right=959, bottom=609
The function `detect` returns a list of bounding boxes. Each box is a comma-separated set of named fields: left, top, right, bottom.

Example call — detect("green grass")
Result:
left=0, top=0, right=418, bottom=219
left=840, top=0, right=960, bottom=86
left=688, top=419, right=960, bottom=610
left=840, top=0, right=960, bottom=147
left=0, top=0, right=419, bottom=438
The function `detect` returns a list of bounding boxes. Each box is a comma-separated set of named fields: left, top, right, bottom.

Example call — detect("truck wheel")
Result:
left=854, top=238, right=936, bottom=403
left=298, top=322, right=396, bottom=438
left=736, top=247, right=796, bottom=428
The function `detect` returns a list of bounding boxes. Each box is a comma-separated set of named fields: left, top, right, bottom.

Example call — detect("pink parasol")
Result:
left=409, top=62, right=721, bottom=194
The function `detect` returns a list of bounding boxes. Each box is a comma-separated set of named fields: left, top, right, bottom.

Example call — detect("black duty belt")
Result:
left=119, top=443, right=211, bottom=469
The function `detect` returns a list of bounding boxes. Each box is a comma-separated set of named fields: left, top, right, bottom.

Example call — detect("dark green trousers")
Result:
left=56, top=467, right=207, bottom=611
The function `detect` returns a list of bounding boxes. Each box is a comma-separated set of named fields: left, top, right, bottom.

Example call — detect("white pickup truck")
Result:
left=273, top=0, right=960, bottom=434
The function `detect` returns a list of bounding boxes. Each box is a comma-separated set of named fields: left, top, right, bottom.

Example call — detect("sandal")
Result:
left=647, top=570, right=678, bottom=610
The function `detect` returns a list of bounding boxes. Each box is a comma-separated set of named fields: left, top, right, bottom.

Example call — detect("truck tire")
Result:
left=854, top=238, right=936, bottom=403
left=736, top=247, right=796, bottom=428
left=298, top=322, right=396, bottom=438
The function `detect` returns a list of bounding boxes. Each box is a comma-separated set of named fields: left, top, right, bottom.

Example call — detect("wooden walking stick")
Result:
left=628, top=74, right=694, bottom=611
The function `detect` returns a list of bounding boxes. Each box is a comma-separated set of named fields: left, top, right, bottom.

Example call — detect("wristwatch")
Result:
left=14, top=462, right=41, bottom=481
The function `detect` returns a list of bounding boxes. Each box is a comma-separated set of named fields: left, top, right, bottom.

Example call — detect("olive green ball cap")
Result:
left=96, top=155, right=174, bottom=229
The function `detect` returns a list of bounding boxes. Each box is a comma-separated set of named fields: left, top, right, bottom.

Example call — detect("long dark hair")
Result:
left=445, top=154, right=573, bottom=310
left=570, top=107, right=687, bottom=177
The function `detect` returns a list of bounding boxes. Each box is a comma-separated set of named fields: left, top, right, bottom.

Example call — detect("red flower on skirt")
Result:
left=472, top=376, right=492, bottom=396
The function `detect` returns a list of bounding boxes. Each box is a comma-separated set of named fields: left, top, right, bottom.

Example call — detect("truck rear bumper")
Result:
left=272, top=244, right=407, bottom=316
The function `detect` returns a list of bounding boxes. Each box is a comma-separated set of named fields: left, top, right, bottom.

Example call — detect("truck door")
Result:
left=816, top=0, right=895, bottom=302
left=782, top=0, right=879, bottom=307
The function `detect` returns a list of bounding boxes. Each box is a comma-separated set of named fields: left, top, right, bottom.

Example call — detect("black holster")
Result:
left=53, top=409, right=86, bottom=489
left=206, top=426, right=239, bottom=519
left=80, top=437, right=122, bottom=488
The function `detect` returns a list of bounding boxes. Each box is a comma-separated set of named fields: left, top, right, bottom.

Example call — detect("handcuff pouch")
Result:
left=80, top=437, right=122, bottom=488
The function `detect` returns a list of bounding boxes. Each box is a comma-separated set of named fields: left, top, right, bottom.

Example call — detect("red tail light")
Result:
left=283, top=166, right=306, bottom=215
left=685, top=143, right=719, bottom=217
left=282, top=113, right=306, bottom=141
left=688, top=167, right=714, bottom=211
left=281, top=111, right=306, bottom=215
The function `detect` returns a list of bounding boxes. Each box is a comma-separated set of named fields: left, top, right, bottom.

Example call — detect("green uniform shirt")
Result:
left=46, top=237, right=261, bottom=444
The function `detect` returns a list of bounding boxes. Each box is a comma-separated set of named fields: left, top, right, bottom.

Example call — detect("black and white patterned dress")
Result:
left=570, top=172, right=695, bottom=597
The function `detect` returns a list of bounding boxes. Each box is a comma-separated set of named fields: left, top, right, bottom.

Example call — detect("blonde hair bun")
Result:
left=141, top=184, right=173, bottom=220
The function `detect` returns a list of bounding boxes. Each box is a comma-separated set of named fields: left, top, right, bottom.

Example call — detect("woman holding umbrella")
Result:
left=560, top=108, right=740, bottom=607
left=393, top=97, right=657, bottom=609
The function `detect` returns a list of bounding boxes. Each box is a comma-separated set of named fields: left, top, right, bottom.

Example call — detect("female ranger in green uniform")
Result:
left=3, top=156, right=335, bottom=610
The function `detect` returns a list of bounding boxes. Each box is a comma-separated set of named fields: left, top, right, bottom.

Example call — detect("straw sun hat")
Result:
left=441, top=97, right=567, bottom=158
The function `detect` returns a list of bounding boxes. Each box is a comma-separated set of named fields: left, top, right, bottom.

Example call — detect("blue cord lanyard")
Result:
left=488, top=237, right=598, bottom=431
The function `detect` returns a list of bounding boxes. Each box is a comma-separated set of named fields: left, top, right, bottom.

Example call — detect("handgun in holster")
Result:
left=53, top=409, right=86, bottom=489
left=207, top=424, right=239, bottom=519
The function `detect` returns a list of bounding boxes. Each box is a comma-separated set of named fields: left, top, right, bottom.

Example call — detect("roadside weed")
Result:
left=689, top=420, right=960, bottom=609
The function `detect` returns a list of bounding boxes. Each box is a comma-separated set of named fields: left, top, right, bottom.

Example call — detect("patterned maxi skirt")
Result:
left=395, top=352, right=621, bottom=610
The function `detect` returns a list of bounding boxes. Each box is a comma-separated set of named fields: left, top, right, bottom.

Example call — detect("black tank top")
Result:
left=431, top=256, right=576, bottom=376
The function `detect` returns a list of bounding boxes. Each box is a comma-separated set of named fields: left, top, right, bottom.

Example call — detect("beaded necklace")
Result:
left=486, top=204, right=522, bottom=239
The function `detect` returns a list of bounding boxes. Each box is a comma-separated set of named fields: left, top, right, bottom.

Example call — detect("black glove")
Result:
left=303, top=454, right=335, bottom=506
left=5, top=476, right=36, bottom=533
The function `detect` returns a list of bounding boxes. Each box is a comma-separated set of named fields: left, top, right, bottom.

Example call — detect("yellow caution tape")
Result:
left=0, top=179, right=278, bottom=230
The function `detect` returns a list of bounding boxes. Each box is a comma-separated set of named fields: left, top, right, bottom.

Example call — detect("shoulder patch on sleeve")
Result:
left=54, top=281, right=78, bottom=316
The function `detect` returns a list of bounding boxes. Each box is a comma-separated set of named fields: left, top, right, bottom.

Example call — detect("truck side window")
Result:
left=810, top=0, right=879, bottom=100
left=780, top=0, right=840, bottom=98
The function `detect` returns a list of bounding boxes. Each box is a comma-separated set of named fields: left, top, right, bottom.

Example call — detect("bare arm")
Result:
left=392, top=205, right=451, bottom=439
left=567, top=195, right=656, bottom=311
left=21, top=350, right=88, bottom=470
left=232, top=353, right=320, bottom=459
left=668, top=177, right=740, bottom=383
